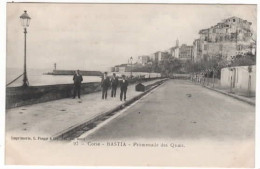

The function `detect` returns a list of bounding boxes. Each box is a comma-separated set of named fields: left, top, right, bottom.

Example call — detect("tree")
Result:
left=231, top=53, right=256, bottom=67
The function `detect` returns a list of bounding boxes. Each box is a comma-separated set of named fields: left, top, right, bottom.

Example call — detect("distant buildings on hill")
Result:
left=193, top=16, right=255, bottom=62
left=112, top=16, right=256, bottom=73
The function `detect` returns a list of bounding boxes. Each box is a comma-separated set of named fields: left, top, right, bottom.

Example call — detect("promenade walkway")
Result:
left=6, top=79, right=164, bottom=137
left=191, top=77, right=255, bottom=105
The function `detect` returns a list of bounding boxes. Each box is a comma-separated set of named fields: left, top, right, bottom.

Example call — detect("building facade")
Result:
left=194, top=16, right=254, bottom=62
left=192, top=39, right=201, bottom=62
left=154, top=51, right=161, bottom=62
left=168, top=39, right=180, bottom=59
left=114, top=64, right=131, bottom=72
left=179, top=44, right=193, bottom=61
left=220, top=65, right=256, bottom=95
left=137, top=55, right=150, bottom=65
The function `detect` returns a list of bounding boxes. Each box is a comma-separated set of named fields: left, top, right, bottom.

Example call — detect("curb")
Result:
left=52, top=79, right=168, bottom=140
left=196, top=82, right=255, bottom=106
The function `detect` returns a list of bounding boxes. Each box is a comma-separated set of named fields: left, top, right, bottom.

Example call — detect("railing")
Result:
left=190, top=75, right=255, bottom=98
left=191, top=75, right=221, bottom=88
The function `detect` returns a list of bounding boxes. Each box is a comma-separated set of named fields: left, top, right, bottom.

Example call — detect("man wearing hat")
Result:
left=111, top=73, right=119, bottom=97
left=120, top=75, right=128, bottom=101
left=101, top=72, right=110, bottom=99
left=73, top=70, right=83, bottom=99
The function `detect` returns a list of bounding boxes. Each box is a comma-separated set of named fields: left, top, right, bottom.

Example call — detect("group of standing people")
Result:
left=72, top=70, right=128, bottom=101
left=101, top=72, right=128, bottom=101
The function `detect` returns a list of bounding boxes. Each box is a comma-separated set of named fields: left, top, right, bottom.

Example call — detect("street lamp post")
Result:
left=248, top=66, right=252, bottom=97
left=229, top=67, right=233, bottom=93
left=20, top=10, right=31, bottom=87
left=149, top=64, right=151, bottom=79
left=130, top=56, right=133, bottom=78
left=212, top=68, right=215, bottom=88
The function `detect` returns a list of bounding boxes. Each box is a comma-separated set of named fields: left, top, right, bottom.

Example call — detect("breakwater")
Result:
left=45, top=70, right=103, bottom=76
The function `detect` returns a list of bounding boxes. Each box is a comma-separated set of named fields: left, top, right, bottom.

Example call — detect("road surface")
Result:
left=6, top=79, right=254, bottom=167
left=84, top=79, right=255, bottom=140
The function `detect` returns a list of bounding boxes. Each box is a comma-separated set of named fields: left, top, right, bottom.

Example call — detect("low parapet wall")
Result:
left=6, top=77, right=161, bottom=109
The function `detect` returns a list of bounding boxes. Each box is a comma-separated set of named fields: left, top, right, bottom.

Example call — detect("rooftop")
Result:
left=199, top=16, right=252, bottom=34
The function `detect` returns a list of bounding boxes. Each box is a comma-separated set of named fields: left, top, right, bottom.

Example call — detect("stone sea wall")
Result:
left=6, top=77, right=161, bottom=109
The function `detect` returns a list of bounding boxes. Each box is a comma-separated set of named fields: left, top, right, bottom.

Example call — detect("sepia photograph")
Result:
left=5, top=2, right=257, bottom=167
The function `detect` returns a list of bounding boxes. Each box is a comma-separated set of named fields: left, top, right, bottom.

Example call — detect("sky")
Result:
left=7, top=3, right=256, bottom=71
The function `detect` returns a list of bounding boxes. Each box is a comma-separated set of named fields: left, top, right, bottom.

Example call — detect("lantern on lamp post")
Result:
left=20, top=10, right=31, bottom=87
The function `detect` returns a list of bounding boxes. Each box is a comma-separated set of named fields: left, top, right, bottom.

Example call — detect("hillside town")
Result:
left=6, top=4, right=256, bottom=167
left=112, top=16, right=256, bottom=78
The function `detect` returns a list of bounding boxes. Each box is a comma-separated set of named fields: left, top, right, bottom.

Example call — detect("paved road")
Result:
left=6, top=79, right=163, bottom=136
left=85, top=79, right=255, bottom=140
left=6, top=80, right=254, bottom=167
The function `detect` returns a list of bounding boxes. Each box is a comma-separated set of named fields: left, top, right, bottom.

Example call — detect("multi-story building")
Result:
left=192, top=39, right=201, bottom=62
left=114, top=64, right=131, bottom=72
left=154, top=51, right=162, bottom=62
left=137, top=55, right=150, bottom=65
left=179, top=44, right=193, bottom=61
left=169, top=39, right=180, bottom=59
left=154, top=51, right=169, bottom=63
left=149, top=53, right=155, bottom=61
left=169, top=46, right=179, bottom=59
left=194, top=16, right=254, bottom=62
left=114, top=62, right=145, bottom=73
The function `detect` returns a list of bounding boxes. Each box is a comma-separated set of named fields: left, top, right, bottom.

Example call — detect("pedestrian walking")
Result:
left=120, top=75, right=128, bottom=101
left=101, top=72, right=110, bottom=99
left=111, top=73, right=119, bottom=97
left=73, top=70, right=83, bottom=99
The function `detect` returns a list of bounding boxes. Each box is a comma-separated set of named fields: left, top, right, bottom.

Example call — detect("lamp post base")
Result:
left=22, top=74, right=29, bottom=87
left=22, top=83, right=29, bottom=87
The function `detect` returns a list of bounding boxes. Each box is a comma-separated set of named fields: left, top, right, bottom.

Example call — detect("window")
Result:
left=231, top=33, right=235, bottom=40
left=204, top=44, right=208, bottom=50
left=233, top=19, right=236, bottom=22
left=237, top=45, right=243, bottom=51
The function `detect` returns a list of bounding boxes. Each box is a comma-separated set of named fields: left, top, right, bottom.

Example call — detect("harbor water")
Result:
left=6, top=68, right=161, bottom=87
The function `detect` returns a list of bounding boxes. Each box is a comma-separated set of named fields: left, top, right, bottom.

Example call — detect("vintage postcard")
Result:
left=5, top=2, right=256, bottom=167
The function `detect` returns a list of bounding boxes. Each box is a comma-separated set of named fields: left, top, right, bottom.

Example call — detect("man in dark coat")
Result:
left=120, top=75, right=128, bottom=101
left=101, top=72, right=110, bottom=99
left=111, top=73, right=119, bottom=98
left=73, top=70, right=83, bottom=99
